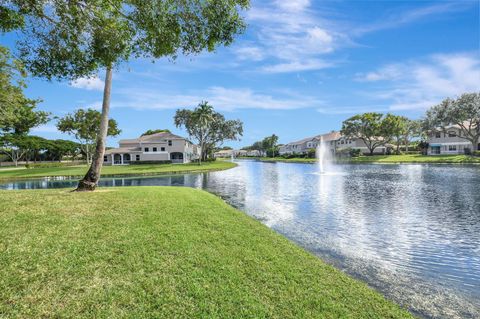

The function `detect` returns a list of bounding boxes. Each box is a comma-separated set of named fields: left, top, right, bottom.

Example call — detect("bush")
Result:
left=473, top=151, right=480, bottom=157
left=307, top=148, right=316, bottom=159
left=349, top=148, right=361, bottom=157
left=130, top=160, right=172, bottom=165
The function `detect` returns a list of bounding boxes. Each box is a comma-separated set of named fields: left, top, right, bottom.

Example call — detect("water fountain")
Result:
left=315, top=136, right=326, bottom=174
left=316, top=136, right=333, bottom=174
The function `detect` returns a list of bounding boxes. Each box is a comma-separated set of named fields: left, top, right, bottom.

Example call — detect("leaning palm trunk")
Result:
left=76, top=67, right=112, bottom=191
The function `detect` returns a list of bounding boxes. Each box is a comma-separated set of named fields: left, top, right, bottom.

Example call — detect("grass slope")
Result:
left=258, top=155, right=480, bottom=164
left=0, top=161, right=236, bottom=181
left=0, top=187, right=413, bottom=318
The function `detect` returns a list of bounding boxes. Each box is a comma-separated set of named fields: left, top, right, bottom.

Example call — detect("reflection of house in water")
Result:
left=104, top=132, right=200, bottom=165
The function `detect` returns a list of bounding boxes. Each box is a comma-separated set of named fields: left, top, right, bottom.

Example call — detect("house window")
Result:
left=434, top=132, right=441, bottom=138
left=153, top=147, right=157, bottom=152
left=144, top=147, right=149, bottom=152
left=449, top=145, right=457, bottom=151
left=136, top=154, right=140, bottom=161
left=168, top=140, right=172, bottom=146
left=448, top=131, right=456, bottom=137
left=103, top=156, right=108, bottom=162
left=161, top=147, right=165, bottom=151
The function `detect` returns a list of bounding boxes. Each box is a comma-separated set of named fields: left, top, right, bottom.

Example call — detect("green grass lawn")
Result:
left=257, top=154, right=480, bottom=164
left=0, top=161, right=236, bottom=181
left=343, top=154, right=480, bottom=164
left=0, top=187, right=413, bottom=318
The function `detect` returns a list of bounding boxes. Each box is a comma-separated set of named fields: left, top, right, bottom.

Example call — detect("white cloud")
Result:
left=239, top=1, right=343, bottom=73
left=70, top=76, right=104, bottom=91
left=317, top=106, right=389, bottom=115
left=113, top=86, right=322, bottom=111
left=274, top=0, right=310, bottom=12
left=358, top=53, right=480, bottom=111
left=235, top=46, right=265, bottom=61
left=262, top=59, right=332, bottom=73
left=356, top=65, right=403, bottom=82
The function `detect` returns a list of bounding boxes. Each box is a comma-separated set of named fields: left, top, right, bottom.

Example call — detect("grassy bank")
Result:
left=257, top=154, right=480, bottom=164
left=0, top=161, right=236, bottom=181
left=0, top=187, right=412, bottom=318
left=343, top=154, right=480, bottom=164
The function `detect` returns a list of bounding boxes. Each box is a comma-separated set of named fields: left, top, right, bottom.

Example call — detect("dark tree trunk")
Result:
left=76, top=67, right=112, bottom=191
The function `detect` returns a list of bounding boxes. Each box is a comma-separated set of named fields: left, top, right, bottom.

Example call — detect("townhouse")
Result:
left=279, top=131, right=387, bottom=156
left=427, top=124, right=480, bottom=155
left=104, top=132, right=200, bottom=165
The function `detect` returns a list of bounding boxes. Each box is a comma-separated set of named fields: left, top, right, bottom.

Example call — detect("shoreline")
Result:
left=0, top=186, right=413, bottom=318
left=0, top=161, right=237, bottom=182
left=239, top=155, right=480, bottom=165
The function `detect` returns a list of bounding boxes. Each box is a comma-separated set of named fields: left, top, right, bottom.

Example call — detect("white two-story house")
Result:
left=104, top=132, right=200, bottom=165
left=427, top=124, right=480, bottom=155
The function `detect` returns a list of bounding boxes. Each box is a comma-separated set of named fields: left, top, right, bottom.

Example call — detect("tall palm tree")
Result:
left=194, top=102, right=215, bottom=163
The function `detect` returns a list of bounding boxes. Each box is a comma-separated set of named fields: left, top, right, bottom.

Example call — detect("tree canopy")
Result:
left=2, top=0, right=249, bottom=190
left=174, top=101, right=243, bottom=162
left=0, top=46, right=49, bottom=166
left=341, top=113, right=391, bottom=155
left=262, top=134, right=279, bottom=158
left=56, top=108, right=120, bottom=163
left=141, top=129, right=171, bottom=136
left=424, top=92, right=480, bottom=152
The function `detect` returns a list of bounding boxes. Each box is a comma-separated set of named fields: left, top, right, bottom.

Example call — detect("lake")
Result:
left=1, top=160, right=479, bottom=318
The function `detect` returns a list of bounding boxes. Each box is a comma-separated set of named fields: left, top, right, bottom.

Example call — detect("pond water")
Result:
left=1, top=160, right=479, bottom=318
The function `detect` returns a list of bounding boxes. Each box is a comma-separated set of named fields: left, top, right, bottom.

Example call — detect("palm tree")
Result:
left=194, top=102, right=215, bottom=164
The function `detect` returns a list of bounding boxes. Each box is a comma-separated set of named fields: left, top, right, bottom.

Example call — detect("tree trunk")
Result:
left=76, top=67, right=113, bottom=191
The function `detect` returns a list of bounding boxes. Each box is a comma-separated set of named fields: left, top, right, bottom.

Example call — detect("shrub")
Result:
left=472, top=151, right=480, bottom=157
left=349, top=148, right=361, bottom=157
left=130, top=160, right=172, bottom=165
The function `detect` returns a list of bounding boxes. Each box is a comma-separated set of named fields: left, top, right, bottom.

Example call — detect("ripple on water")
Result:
left=1, top=161, right=480, bottom=318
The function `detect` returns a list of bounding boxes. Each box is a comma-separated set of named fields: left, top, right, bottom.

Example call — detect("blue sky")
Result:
left=2, top=0, right=479, bottom=148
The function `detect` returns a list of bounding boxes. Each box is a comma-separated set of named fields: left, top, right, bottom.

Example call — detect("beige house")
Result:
left=427, top=124, right=480, bottom=155
left=104, top=132, right=200, bottom=165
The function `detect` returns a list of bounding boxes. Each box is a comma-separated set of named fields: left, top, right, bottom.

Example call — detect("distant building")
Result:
left=280, top=130, right=388, bottom=156
left=426, top=123, right=480, bottom=155
left=104, top=132, right=200, bottom=165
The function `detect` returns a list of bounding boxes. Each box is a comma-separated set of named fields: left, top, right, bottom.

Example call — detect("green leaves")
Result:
left=424, top=92, right=480, bottom=148
left=174, top=101, right=243, bottom=160
left=7, top=0, right=249, bottom=80
left=56, top=108, right=121, bottom=143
